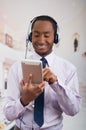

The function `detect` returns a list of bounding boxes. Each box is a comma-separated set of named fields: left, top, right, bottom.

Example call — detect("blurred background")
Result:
left=0, top=0, right=86, bottom=130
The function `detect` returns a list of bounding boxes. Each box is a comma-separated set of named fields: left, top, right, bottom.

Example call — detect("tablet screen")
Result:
left=21, top=59, right=43, bottom=84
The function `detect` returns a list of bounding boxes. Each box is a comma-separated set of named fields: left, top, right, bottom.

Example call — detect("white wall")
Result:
left=53, top=7, right=86, bottom=130
left=54, top=7, right=86, bottom=85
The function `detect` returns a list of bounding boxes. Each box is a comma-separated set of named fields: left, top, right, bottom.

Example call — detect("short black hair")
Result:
left=31, top=15, right=58, bottom=35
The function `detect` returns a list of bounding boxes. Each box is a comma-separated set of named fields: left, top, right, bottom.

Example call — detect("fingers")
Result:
left=27, top=74, right=33, bottom=84
left=43, top=68, right=51, bottom=81
left=20, top=74, right=45, bottom=99
left=43, top=68, right=57, bottom=83
left=34, top=82, right=45, bottom=95
left=20, top=73, right=32, bottom=87
left=20, top=79, right=25, bottom=88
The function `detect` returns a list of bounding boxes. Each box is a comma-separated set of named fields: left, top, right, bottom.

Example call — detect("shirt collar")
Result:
left=32, top=51, right=55, bottom=67
left=45, top=52, right=55, bottom=67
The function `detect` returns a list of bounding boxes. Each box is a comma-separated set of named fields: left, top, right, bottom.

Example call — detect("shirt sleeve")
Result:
left=50, top=68, right=81, bottom=116
left=3, top=62, right=27, bottom=121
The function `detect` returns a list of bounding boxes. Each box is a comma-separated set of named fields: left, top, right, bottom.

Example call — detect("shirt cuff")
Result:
left=16, top=98, right=27, bottom=114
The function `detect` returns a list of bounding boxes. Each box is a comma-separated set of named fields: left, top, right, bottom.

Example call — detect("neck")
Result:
left=36, top=50, right=52, bottom=57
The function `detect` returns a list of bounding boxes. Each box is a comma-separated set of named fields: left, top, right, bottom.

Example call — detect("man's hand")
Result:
left=43, top=68, right=58, bottom=84
left=20, top=74, right=45, bottom=106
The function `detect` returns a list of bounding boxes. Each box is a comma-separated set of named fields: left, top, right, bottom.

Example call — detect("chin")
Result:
left=37, top=51, right=51, bottom=57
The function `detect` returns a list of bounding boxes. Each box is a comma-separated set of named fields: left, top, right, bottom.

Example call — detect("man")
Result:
left=4, top=15, right=81, bottom=130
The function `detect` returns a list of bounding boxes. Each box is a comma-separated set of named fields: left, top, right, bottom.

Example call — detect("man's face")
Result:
left=31, top=20, right=55, bottom=57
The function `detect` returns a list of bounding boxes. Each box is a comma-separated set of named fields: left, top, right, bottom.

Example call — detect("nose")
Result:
left=38, top=35, right=45, bottom=43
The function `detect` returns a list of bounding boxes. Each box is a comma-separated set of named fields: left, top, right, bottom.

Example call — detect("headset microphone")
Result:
left=25, top=41, right=28, bottom=59
left=25, top=35, right=29, bottom=59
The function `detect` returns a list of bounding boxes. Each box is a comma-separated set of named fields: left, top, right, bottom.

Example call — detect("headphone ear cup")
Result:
left=54, top=34, right=59, bottom=44
left=29, top=32, right=32, bottom=42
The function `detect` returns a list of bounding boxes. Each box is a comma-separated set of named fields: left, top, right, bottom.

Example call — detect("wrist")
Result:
left=20, top=97, right=30, bottom=106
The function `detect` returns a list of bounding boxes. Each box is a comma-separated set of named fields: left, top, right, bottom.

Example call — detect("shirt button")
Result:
left=32, top=104, right=35, bottom=108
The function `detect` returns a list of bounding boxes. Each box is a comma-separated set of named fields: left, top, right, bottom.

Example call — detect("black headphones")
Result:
left=27, top=15, right=59, bottom=44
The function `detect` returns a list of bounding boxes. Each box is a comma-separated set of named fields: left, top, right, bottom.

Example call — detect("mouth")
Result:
left=36, top=44, right=47, bottom=50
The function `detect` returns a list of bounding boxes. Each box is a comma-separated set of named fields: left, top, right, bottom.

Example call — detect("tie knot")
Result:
left=40, top=57, right=47, bottom=68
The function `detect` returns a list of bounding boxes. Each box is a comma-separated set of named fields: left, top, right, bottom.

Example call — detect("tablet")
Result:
left=21, top=59, right=43, bottom=84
